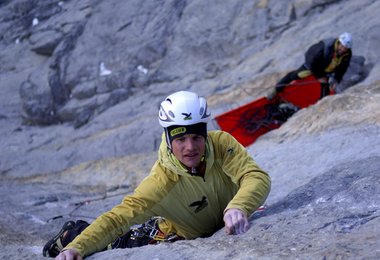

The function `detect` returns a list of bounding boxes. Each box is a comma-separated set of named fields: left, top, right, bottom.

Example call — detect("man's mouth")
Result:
left=185, top=153, right=198, bottom=158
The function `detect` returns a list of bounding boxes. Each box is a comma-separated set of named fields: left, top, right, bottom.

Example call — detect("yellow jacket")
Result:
left=65, top=130, right=271, bottom=257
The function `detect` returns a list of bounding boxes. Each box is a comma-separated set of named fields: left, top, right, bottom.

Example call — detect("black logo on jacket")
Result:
left=189, top=196, right=208, bottom=213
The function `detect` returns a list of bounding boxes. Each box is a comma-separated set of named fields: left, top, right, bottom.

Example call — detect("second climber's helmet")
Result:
left=338, top=32, right=353, bottom=49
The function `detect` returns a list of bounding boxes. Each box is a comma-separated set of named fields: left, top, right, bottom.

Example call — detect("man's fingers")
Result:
left=223, top=214, right=234, bottom=234
left=234, top=215, right=248, bottom=234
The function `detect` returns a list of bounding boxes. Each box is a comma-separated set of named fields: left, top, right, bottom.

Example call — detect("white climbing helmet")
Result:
left=158, top=91, right=211, bottom=128
left=338, top=32, right=353, bottom=49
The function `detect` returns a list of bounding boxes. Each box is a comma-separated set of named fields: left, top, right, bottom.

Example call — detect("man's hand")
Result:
left=328, top=76, right=338, bottom=92
left=318, top=77, right=328, bottom=84
left=223, top=208, right=250, bottom=235
left=55, top=248, right=83, bottom=260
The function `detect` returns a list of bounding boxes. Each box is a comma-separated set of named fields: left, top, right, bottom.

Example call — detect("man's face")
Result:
left=337, top=42, right=349, bottom=56
left=171, top=134, right=206, bottom=168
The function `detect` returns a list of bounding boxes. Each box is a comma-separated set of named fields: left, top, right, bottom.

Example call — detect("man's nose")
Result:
left=184, top=139, right=196, bottom=150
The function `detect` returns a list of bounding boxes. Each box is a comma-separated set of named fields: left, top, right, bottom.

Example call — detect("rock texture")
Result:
left=1, top=0, right=380, bottom=259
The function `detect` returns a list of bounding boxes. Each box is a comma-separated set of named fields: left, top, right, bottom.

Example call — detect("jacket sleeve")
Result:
left=63, top=163, right=166, bottom=257
left=216, top=131, right=271, bottom=216
left=304, top=41, right=326, bottom=79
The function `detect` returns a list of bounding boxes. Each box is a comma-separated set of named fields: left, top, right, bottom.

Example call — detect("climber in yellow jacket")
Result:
left=44, top=90, right=271, bottom=259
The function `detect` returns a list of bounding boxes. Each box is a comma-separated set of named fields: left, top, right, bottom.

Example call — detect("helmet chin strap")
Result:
left=189, top=154, right=206, bottom=175
left=164, top=128, right=172, bottom=151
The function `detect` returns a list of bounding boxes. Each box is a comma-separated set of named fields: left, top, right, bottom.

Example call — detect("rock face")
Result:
left=1, top=0, right=380, bottom=259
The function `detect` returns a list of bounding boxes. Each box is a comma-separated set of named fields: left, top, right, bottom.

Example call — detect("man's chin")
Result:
left=182, top=158, right=201, bottom=168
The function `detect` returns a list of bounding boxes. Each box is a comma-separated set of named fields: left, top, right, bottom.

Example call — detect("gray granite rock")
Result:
left=1, top=0, right=380, bottom=259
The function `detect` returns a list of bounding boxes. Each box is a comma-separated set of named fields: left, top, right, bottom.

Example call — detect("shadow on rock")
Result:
left=260, top=156, right=380, bottom=223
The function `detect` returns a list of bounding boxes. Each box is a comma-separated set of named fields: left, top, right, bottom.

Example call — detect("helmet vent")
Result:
left=168, top=111, right=175, bottom=118
left=199, top=107, right=204, bottom=115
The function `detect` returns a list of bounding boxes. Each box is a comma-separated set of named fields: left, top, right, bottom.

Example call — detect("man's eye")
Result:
left=193, top=135, right=203, bottom=141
